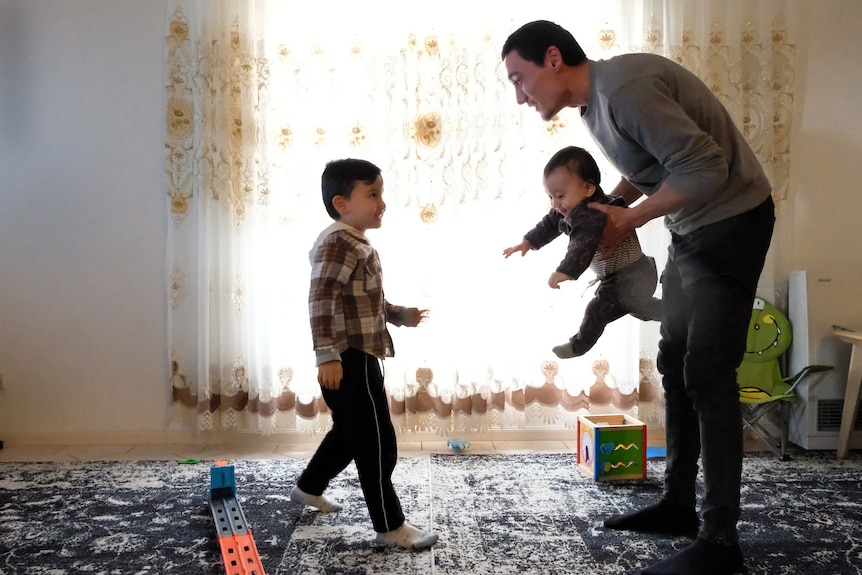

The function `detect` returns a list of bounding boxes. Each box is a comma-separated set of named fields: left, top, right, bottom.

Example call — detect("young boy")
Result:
left=290, top=158, right=439, bottom=551
left=503, top=146, right=661, bottom=359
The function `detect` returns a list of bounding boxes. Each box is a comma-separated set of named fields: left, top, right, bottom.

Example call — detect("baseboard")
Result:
left=0, top=427, right=668, bottom=448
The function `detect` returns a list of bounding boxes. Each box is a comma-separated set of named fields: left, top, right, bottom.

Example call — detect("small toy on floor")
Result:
left=447, top=439, right=470, bottom=452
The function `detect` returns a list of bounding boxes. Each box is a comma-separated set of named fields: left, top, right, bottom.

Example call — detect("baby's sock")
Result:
left=375, top=522, right=439, bottom=550
left=603, top=500, right=699, bottom=537
left=552, top=342, right=576, bottom=359
left=641, top=537, right=747, bottom=575
left=289, top=485, right=343, bottom=513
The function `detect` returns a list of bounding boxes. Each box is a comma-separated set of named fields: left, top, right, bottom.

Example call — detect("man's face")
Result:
left=504, top=50, right=564, bottom=121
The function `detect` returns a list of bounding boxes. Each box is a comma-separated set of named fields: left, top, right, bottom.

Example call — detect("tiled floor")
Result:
left=0, top=439, right=578, bottom=463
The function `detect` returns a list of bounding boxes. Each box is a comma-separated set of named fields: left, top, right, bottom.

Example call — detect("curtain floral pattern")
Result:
left=165, top=0, right=797, bottom=436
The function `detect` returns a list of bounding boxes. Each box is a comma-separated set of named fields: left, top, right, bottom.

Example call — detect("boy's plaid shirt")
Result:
left=308, top=222, right=408, bottom=366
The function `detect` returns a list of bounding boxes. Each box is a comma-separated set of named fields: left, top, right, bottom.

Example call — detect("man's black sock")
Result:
left=603, top=500, right=699, bottom=537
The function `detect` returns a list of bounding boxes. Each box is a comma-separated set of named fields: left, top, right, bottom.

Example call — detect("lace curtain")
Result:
left=165, top=0, right=797, bottom=435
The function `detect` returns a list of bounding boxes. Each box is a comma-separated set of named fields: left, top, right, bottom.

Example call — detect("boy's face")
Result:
left=544, top=166, right=594, bottom=217
left=334, top=175, right=385, bottom=232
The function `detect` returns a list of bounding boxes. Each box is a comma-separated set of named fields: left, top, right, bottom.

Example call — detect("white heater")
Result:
left=787, top=269, right=862, bottom=450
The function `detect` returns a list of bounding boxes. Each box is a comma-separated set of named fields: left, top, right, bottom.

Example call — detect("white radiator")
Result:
left=787, top=269, right=862, bottom=450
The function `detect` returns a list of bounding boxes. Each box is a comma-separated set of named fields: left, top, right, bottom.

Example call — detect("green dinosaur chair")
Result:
left=736, top=297, right=832, bottom=460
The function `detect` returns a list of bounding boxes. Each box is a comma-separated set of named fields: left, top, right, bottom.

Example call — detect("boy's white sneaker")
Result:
left=375, top=522, right=439, bottom=550
left=289, top=486, right=343, bottom=513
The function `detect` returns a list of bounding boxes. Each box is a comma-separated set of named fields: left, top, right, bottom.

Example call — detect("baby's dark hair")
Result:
left=321, top=158, right=382, bottom=220
left=544, top=146, right=601, bottom=188
left=501, top=20, right=587, bottom=66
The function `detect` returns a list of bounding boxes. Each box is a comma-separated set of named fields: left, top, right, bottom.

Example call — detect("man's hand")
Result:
left=590, top=181, right=690, bottom=260
left=503, top=239, right=532, bottom=258
left=548, top=271, right=572, bottom=289
left=587, top=202, right=635, bottom=260
left=318, top=361, right=343, bottom=390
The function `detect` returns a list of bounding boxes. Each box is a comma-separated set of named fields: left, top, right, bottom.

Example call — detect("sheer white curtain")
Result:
left=165, top=0, right=276, bottom=432
left=165, top=0, right=797, bottom=435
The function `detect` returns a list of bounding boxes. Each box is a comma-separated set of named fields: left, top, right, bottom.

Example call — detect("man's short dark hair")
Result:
left=321, top=158, right=382, bottom=219
left=501, top=20, right=587, bottom=66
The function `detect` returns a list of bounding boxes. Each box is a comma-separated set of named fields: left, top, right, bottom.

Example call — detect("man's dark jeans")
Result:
left=657, top=196, right=775, bottom=545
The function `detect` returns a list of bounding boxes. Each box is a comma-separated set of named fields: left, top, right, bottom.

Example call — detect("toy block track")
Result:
left=209, top=461, right=266, bottom=575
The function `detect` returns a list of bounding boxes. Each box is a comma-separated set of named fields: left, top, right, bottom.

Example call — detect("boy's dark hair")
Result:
left=544, top=146, right=601, bottom=188
left=321, top=158, right=382, bottom=220
left=501, top=20, right=587, bottom=67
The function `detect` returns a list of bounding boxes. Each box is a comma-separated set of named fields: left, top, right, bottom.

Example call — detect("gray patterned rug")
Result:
left=1, top=450, right=860, bottom=574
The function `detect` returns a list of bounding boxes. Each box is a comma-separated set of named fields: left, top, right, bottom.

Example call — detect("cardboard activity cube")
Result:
left=577, top=414, right=647, bottom=481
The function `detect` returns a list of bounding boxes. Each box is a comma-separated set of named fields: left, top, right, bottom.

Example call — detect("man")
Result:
left=502, top=20, right=774, bottom=575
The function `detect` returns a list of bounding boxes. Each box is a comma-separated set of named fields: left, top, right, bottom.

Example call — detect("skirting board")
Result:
left=0, top=427, right=667, bottom=448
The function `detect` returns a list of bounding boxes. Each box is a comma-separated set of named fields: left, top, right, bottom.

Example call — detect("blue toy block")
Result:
left=211, top=462, right=237, bottom=497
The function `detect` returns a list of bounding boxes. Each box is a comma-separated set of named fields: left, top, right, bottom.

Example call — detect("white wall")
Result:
left=0, top=0, right=168, bottom=440
left=779, top=1, right=862, bottom=284
left=0, top=0, right=860, bottom=443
